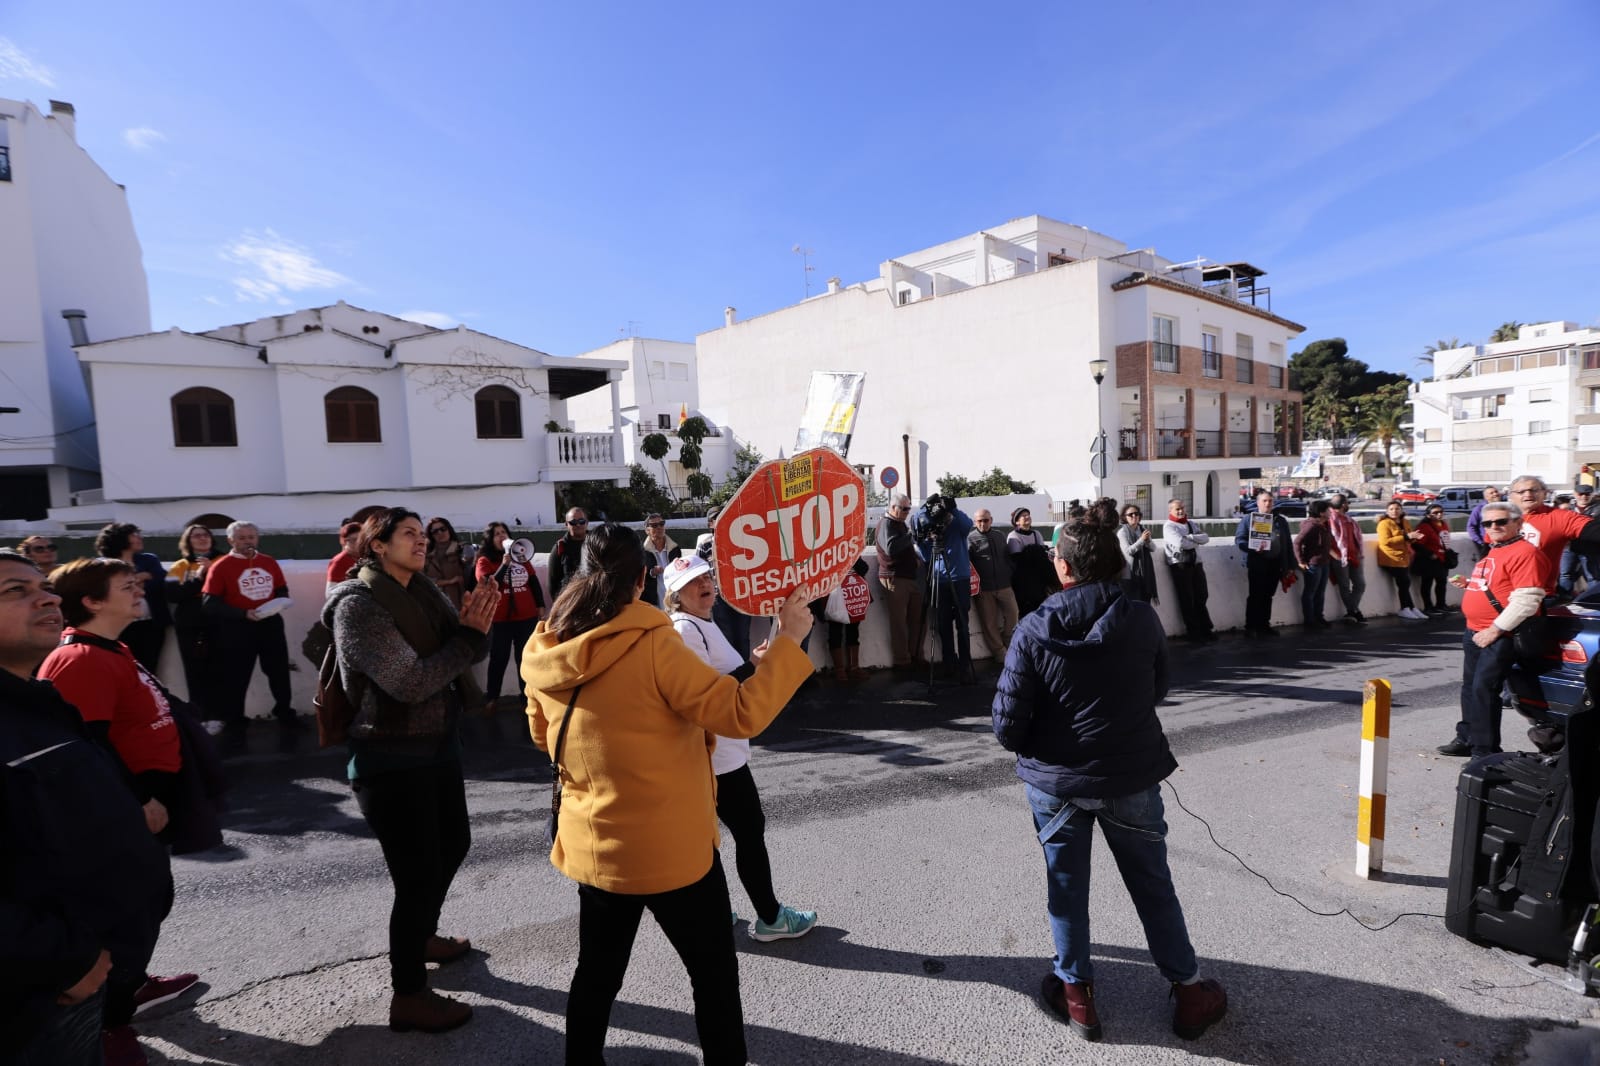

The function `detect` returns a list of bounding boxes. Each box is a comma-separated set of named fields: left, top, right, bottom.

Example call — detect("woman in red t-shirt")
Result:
left=474, top=521, right=545, bottom=713
left=36, top=557, right=198, bottom=1036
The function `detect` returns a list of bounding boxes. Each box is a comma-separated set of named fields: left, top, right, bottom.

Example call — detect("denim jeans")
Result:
left=1025, top=783, right=1198, bottom=985
left=929, top=577, right=972, bottom=668
left=12, top=987, right=105, bottom=1066
left=1300, top=563, right=1329, bottom=623
left=1455, top=630, right=1517, bottom=755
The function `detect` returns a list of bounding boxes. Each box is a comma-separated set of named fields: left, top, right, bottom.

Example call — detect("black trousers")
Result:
left=716, top=764, right=780, bottom=924
left=354, top=761, right=471, bottom=994
left=215, top=616, right=293, bottom=723
left=568, top=854, right=743, bottom=1066
left=104, top=864, right=174, bottom=1028
left=485, top=616, right=539, bottom=701
left=1414, top=559, right=1447, bottom=610
left=1167, top=563, right=1213, bottom=637
left=1379, top=565, right=1415, bottom=610
left=1244, top=558, right=1281, bottom=631
left=826, top=620, right=860, bottom=649
left=174, top=625, right=222, bottom=719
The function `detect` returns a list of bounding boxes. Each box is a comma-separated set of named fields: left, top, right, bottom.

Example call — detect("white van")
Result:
left=1435, top=486, right=1487, bottom=513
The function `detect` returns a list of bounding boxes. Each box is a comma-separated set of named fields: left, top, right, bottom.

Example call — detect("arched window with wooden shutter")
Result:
left=325, top=386, right=381, bottom=443
left=474, top=385, right=522, bottom=439
left=171, top=387, right=237, bottom=447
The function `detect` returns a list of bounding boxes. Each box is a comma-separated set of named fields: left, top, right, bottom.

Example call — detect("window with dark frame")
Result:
left=324, top=385, right=381, bottom=443
left=474, top=385, right=522, bottom=439
left=170, top=387, right=237, bottom=447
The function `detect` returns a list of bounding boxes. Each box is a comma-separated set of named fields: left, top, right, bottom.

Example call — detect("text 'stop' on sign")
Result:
left=712, top=447, right=868, bottom=616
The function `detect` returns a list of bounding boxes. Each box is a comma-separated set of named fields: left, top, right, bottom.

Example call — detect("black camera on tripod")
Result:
left=917, top=494, right=956, bottom=536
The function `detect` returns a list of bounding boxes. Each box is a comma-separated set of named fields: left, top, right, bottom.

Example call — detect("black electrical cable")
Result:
left=1162, top=779, right=1468, bottom=931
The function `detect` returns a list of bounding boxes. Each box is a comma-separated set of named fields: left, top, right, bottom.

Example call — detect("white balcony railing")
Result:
left=545, top=432, right=623, bottom=473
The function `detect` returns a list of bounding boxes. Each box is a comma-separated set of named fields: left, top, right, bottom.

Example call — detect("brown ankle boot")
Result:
left=424, top=934, right=472, bottom=964
left=1038, top=974, right=1101, bottom=1041
left=390, top=989, right=472, bottom=1034
left=847, top=647, right=869, bottom=680
left=1171, top=977, right=1227, bottom=1039
left=830, top=648, right=849, bottom=681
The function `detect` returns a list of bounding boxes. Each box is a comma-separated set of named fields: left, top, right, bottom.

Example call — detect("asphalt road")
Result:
left=135, top=616, right=1600, bottom=1065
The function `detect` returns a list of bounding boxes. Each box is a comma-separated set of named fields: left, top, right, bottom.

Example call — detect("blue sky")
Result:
left=2, top=0, right=1596, bottom=376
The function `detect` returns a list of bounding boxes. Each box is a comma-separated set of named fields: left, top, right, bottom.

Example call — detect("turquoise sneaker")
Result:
left=749, top=905, right=818, bottom=942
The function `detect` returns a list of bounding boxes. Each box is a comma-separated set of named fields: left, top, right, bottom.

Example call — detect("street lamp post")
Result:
left=1089, top=358, right=1109, bottom=500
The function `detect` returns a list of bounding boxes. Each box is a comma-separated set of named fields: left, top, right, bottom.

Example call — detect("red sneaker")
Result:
left=132, top=972, right=199, bottom=1015
left=1171, top=977, right=1227, bottom=1039
left=102, top=1025, right=148, bottom=1066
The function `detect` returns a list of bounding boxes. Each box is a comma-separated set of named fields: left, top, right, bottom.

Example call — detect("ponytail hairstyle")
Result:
left=544, top=522, right=645, bottom=641
left=1053, top=496, right=1126, bottom=585
left=354, top=507, right=421, bottom=569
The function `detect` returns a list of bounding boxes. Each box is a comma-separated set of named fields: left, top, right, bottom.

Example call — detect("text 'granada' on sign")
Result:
left=713, top=447, right=868, bottom=617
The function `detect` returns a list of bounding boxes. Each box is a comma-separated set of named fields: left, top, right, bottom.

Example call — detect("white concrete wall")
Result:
left=0, top=99, right=149, bottom=494
left=151, top=535, right=1465, bottom=717
left=698, top=258, right=1108, bottom=506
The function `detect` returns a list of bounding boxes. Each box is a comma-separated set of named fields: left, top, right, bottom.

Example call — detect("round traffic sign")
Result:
left=713, top=447, right=869, bottom=616
left=880, top=466, right=899, bottom=490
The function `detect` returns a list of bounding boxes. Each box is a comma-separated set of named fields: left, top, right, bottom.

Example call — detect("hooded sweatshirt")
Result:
left=520, top=600, right=812, bottom=895
left=991, top=580, right=1175, bottom=798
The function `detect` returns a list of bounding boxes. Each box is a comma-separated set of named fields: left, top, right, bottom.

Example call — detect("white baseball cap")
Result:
left=662, top=554, right=712, bottom=593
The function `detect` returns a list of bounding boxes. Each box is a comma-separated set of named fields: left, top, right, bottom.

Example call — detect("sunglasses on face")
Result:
left=567, top=519, right=588, bottom=526
left=1484, top=518, right=1516, bottom=528
left=26, top=543, right=55, bottom=552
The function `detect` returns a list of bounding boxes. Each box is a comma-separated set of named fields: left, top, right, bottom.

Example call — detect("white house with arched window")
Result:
left=64, top=302, right=629, bottom=531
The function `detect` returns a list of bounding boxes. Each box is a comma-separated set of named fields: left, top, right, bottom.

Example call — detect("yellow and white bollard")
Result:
left=1357, top=679, right=1391, bottom=879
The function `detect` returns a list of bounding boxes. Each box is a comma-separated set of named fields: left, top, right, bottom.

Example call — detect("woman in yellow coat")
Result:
left=521, top=522, right=815, bottom=1065
left=1375, top=500, right=1425, bottom=619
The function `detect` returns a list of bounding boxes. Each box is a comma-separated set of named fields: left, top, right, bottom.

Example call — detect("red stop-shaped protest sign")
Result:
left=713, top=447, right=868, bottom=616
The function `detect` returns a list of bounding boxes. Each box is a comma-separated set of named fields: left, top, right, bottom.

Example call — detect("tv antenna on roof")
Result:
left=619, top=320, right=642, bottom=338
left=792, top=244, right=816, bottom=298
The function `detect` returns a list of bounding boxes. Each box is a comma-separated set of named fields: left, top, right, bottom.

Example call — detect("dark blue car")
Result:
left=1508, top=592, right=1600, bottom=729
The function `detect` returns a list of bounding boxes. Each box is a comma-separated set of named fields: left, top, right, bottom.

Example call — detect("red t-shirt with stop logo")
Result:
left=1520, top=506, right=1591, bottom=589
left=202, top=552, right=287, bottom=611
left=39, top=630, right=181, bottom=774
left=1462, top=538, right=1553, bottom=632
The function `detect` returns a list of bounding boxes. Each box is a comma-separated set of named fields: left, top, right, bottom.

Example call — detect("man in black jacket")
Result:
left=1232, top=490, right=1295, bottom=637
left=0, top=550, right=172, bottom=1064
left=547, top=508, right=589, bottom=602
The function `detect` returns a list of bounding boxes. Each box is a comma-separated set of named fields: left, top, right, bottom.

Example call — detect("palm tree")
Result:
left=639, top=432, right=678, bottom=504
left=1418, top=337, right=1465, bottom=377
left=1350, top=382, right=1410, bottom=480
left=1490, top=321, right=1523, bottom=343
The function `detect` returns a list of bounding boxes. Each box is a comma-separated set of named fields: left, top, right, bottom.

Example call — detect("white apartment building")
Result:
left=567, top=337, right=734, bottom=495
left=696, top=215, right=1305, bottom=517
left=63, top=302, right=629, bottom=531
left=0, top=98, right=151, bottom=518
left=1410, top=322, right=1600, bottom=489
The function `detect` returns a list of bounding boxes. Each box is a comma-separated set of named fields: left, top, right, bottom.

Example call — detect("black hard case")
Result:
left=1445, top=706, right=1600, bottom=963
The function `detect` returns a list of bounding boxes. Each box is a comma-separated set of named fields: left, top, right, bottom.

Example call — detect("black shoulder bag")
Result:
left=1482, top=586, right=1559, bottom=660
left=546, top=684, right=583, bottom=847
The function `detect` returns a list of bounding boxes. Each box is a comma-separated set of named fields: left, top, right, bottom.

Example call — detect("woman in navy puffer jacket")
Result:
left=992, top=498, right=1226, bottom=1045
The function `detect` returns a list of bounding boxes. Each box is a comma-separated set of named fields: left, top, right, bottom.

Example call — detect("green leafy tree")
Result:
left=639, top=432, right=677, bottom=504
left=936, top=467, right=1037, bottom=498
left=1350, top=381, right=1411, bottom=478
left=674, top=417, right=710, bottom=514
left=1490, top=321, right=1523, bottom=343
left=709, top=441, right=766, bottom=507
left=557, top=465, right=674, bottom=522
left=685, top=472, right=714, bottom=504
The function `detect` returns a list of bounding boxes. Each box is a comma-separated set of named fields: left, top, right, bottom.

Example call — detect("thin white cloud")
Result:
left=399, top=310, right=457, bottom=329
left=223, top=229, right=352, bottom=304
left=0, top=38, right=55, bottom=89
left=122, top=127, right=167, bottom=151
